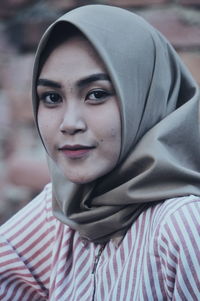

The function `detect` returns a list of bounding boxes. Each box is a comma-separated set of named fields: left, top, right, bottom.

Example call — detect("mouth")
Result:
left=58, top=144, right=95, bottom=159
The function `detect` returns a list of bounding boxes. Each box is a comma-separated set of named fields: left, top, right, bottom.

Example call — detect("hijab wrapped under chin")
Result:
left=32, top=4, right=200, bottom=244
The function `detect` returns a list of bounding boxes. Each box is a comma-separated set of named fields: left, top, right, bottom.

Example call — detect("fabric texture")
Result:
left=32, top=5, right=200, bottom=243
left=0, top=184, right=200, bottom=300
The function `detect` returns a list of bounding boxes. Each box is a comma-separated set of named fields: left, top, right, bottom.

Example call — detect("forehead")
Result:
left=40, top=35, right=107, bottom=77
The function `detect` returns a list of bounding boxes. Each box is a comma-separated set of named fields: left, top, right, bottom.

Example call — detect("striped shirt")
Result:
left=0, top=183, right=200, bottom=300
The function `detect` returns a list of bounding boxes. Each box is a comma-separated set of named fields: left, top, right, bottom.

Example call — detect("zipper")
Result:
left=91, top=244, right=105, bottom=301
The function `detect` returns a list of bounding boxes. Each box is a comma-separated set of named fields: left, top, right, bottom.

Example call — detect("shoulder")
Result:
left=0, top=183, right=56, bottom=245
left=154, top=194, right=199, bottom=232
left=151, top=195, right=200, bottom=249
left=150, top=196, right=200, bottom=299
left=151, top=195, right=200, bottom=272
left=0, top=184, right=56, bottom=299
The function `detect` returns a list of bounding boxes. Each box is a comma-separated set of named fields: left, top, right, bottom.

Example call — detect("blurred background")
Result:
left=0, top=0, right=200, bottom=224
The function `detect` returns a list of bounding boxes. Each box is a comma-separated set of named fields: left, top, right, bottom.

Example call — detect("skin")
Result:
left=37, top=35, right=121, bottom=184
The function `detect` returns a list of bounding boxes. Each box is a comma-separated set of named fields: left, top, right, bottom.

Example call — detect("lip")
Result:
left=58, top=144, right=95, bottom=159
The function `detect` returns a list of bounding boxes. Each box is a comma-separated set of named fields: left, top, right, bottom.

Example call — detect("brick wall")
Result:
left=0, top=0, right=200, bottom=223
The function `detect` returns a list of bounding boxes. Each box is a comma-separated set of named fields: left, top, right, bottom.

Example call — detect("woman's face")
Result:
left=37, top=35, right=121, bottom=184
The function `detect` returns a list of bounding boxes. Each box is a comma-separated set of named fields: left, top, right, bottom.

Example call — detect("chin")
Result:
left=65, top=168, right=113, bottom=185
left=70, top=179, right=94, bottom=185
left=67, top=174, right=96, bottom=185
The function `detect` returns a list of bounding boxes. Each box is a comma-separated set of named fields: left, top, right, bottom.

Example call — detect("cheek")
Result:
left=100, top=122, right=121, bottom=159
left=107, top=127, right=120, bottom=144
left=97, top=106, right=121, bottom=157
left=111, top=127, right=119, bottom=138
left=110, top=127, right=121, bottom=152
left=109, top=111, right=121, bottom=141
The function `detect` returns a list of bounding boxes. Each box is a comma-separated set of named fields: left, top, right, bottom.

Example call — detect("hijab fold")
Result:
left=32, top=5, right=200, bottom=243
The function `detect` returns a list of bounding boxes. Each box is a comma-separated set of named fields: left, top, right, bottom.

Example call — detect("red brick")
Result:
left=0, top=1, right=12, bottom=18
left=6, top=154, right=50, bottom=191
left=2, top=54, right=35, bottom=123
left=0, top=181, right=33, bottom=224
left=178, top=0, right=200, bottom=5
left=0, top=0, right=35, bottom=18
left=0, top=6, right=13, bottom=18
left=48, top=0, right=170, bottom=10
left=107, top=0, right=169, bottom=7
left=6, top=0, right=34, bottom=7
left=0, top=31, right=16, bottom=88
left=16, top=20, right=54, bottom=51
left=179, top=52, right=200, bottom=84
left=48, top=0, right=79, bottom=11
left=0, top=95, right=12, bottom=148
left=140, top=10, right=200, bottom=49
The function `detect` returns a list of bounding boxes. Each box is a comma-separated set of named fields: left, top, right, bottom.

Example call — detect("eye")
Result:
left=39, top=92, right=62, bottom=106
left=85, top=89, right=111, bottom=104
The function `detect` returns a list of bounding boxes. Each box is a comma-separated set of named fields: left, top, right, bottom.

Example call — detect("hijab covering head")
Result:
left=32, top=5, right=200, bottom=243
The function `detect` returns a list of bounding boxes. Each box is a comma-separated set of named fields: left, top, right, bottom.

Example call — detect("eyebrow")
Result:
left=37, top=78, right=61, bottom=89
left=77, top=73, right=110, bottom=87
left=37, top=73, right=111, bottom=89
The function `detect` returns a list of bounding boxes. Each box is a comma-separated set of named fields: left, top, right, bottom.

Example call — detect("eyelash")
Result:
left=39, top=89, right=113, bottom=107
left=85, top=89, right=112, bottom=103
left=40, top=92, right=62, bottom=106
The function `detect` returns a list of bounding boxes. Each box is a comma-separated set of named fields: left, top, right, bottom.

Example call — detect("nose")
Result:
left=59, top=103, right=87, bottom=135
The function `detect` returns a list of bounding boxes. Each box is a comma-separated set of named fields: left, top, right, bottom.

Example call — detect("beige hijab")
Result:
left=32, top=5, right=200, bottom=243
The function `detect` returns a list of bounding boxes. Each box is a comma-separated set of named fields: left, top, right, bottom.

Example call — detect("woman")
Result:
left=1, top=4, right=200, bottom=300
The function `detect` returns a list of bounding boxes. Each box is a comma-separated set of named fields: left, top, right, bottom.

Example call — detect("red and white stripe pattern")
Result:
left=0, top=183, right=200, bottom=300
